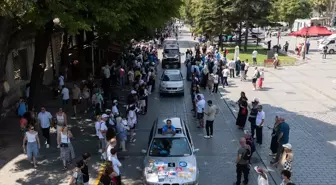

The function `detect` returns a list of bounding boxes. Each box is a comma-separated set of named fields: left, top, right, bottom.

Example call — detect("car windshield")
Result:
left=164, top=49, right=179, bottom=55
left=162, top=74, right=182, bottom=81
left=149, top=137, right=192, bottom=157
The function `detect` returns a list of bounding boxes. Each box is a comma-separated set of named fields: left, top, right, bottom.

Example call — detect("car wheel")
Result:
left=329, top=49, right=335, bottom=54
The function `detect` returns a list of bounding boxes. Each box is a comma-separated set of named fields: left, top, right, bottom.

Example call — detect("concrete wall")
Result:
left=2, top=34, right=62, bottom=108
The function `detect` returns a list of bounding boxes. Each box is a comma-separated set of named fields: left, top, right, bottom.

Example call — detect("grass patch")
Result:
left=224, top=45, right=296, bottom=66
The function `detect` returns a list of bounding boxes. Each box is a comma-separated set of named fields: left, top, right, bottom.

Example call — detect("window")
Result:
left=185, top=126, right=192, bottom=146
left=164, top=49, right=179, bottom=55
left=329, top=40, right=335, bottom=44
left=149, top=137, right=191, bottom=157
left=162, top=74, right=182, bottom=81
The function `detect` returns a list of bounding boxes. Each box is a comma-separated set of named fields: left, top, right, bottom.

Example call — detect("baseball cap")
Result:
left=113, top=100, right=118, bottom=103
left=102, top=114, right=109, bottom=118
left=131, top=90, right=137, bottom=94
left=282, top=143, right=292, bottom=150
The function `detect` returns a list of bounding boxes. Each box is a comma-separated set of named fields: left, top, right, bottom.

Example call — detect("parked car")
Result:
left=159, top=69, right=184, bottom=96
left=143, top=117, right=199, bottom=185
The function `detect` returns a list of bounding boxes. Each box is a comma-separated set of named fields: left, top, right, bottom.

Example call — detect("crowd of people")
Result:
left=185, top=36, right=294, bottom=185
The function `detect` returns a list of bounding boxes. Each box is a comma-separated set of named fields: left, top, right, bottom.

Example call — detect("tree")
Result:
left=278, top=0, right=312, bottom=28
left=310, top=0, right=329, bottom=16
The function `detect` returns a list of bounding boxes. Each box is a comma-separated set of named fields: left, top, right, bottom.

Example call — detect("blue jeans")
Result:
left=26, top=141, right=39, bottom=160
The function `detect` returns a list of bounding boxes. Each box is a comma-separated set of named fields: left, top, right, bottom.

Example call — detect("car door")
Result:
left=148, top=120, right=156, bottom=147
left=184, top=121, right=194, bottom=149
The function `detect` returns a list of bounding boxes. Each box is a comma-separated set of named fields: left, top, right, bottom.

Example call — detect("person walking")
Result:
left=55, top=108, right=67, bottom=148
left=254, top=166, right=269, bottom=185
left=235, top=57, right=241, bottom=77
left=271, top=117, right=290, bottom=165
left=196, top=95, right=205, bottom=128
left=240, top=61, right=246, bottom=81
left=37, top=106, right=52, bottom=148
left=248, top=98, right=259, bottom=138
left=61, top=85, right=70, bottom=107
left=22, top=125, right=40, bottom=168
left=255, top=105, right=265, bottom=145
left=236, top=92, right=248, bottom=130
left=252, top=67, right=260, bottom=90
left=58, top=125, right=75, bottom=170
left=116, top=117, right=129, bottom=152
left=252, top=49, right=258, bottom=66
left=70, top=160, right=84, bottom=185
left=258, top=68, right=264, bottom=89
left=212, top=72, right=219, bottom=93
left=204, top=100, right=218, bottom=139
left=228, top=59, right=235, bottom=78
left=109, top=148, right=122, bottom=185
left=234, top=137, right=251, bottom=185
left=244, top=59, right=249, bottom=78
left=207, top=73, right=215, bottom=94
left=97, top=114, right=109, bottom=159
left=82, top=85, right=91, bottom=113
left=222, top=66, right=229, bottom=87
left=72, top=84, right=81, bottom=117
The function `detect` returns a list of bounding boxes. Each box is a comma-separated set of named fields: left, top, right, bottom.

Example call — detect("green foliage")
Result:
left=278, top=0, right=312, bottom=26
left=309, top=0, right=328, bottom=15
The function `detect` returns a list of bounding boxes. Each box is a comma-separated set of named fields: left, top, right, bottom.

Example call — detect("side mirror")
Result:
left=193, top=148, right=200, bottom=153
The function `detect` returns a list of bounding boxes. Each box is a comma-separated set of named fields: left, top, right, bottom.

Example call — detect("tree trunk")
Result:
left=0, top=17, right=16, bottom=113
left=60, top=30, right=69, bottom=67
left=244, top=23, right=249, bottom=52
left=28, top=21, right=54, bottom=110
left=238, top=22, right=242, bottom=48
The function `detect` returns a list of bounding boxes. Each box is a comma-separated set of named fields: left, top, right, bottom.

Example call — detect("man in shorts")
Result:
left=196, top=95, right=205, bottom=128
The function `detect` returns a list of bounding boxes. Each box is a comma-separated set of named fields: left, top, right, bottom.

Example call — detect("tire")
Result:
left=329, top=49, right=335, bottom=54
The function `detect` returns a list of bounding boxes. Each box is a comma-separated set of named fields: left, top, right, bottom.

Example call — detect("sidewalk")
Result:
left=0, top=80, right=131, bottom=185
left=217, top=61, right=336, bottom=185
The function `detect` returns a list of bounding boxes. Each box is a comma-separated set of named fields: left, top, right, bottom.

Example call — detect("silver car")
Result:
left=159, top=70, right=184, bottom=96
left=143, top=117, right=199, bottom=185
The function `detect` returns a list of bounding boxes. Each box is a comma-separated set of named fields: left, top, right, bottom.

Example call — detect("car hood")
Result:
left=144, top=156, right=198, bottom=184
left=161, top=81, right=183, bottom=87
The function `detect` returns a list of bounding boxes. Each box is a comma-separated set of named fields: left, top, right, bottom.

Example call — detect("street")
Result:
left=1, top=26, right=336, bottom=185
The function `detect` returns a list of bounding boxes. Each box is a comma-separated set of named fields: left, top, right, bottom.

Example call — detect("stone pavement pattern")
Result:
left=0, top=26, right=275, bottom=185
left=222, top=58, right=336, bottom=184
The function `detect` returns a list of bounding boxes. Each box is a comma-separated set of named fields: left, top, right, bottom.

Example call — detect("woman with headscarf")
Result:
left=236, top=92, right=248, bottom=129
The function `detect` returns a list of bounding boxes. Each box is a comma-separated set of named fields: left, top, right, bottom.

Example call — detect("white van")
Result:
left=317, top=34, right=336, bottom=46
left=319, top=38, right=336, bottom=54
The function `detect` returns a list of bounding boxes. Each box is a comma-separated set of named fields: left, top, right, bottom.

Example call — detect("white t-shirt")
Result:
left=256, top=111, right=265, bottom=126
left=95, top=121, right=107, bottom=139
left=252, top=50, right=258, bottom=58
left=245, top=62, right=249, bottom=70
left=127, top=110, right=137, bottom=127
left=229, top=61, right=235, bottom=69
left=112, top=105, right=119, bottom=115
left=111, top=156, right=122, bottom=175
left=222, top=69, right=230, bottom=77
left=257, top=175, right=269, bottom=185
left=102, top=66, right=111, bottom=78
left=194, top=93, right=205, bottom=101
left=107, top=143, right=117, bottom=161
left=196, top=99, right=206, bottom=113
left=260, top=71, right=264, bottom=78
left=58, top=76, right=64, bottom=86
left=213, top=74, right=219, bottom=84
left=61, top=87, right=70, bottom=100
left=253, top=69, right=259, bottom=79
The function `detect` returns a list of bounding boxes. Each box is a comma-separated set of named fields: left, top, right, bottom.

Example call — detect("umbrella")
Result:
left=288, top=26, right=333, bottom=37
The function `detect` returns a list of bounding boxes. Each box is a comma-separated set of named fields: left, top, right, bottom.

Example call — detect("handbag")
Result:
left=60, top=130, right=69, bottom=147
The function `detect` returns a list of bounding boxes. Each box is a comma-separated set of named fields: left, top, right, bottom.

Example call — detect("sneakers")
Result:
left=57, top=145, right=60, bottom=148
left=46, top=144, right=49, bottom=148
left=204, top=135, right=210, bottom=139
left=98, top=149, right=102, bottom=153
left=210, top=135, right=213, bottom=138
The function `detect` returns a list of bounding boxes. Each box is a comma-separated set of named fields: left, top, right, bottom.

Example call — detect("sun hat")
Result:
left=282, top=143, right=292, bottom=150
left=102, top=114, right=109, bottom=118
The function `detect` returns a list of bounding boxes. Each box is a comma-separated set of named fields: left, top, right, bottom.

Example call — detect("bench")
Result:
left=264, top=59, right=280, bottom=67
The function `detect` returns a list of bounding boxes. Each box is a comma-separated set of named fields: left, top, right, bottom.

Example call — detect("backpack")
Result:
left=256, top=70, right=260, bottom=78
left=242, top=148, right=251, bottom=160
